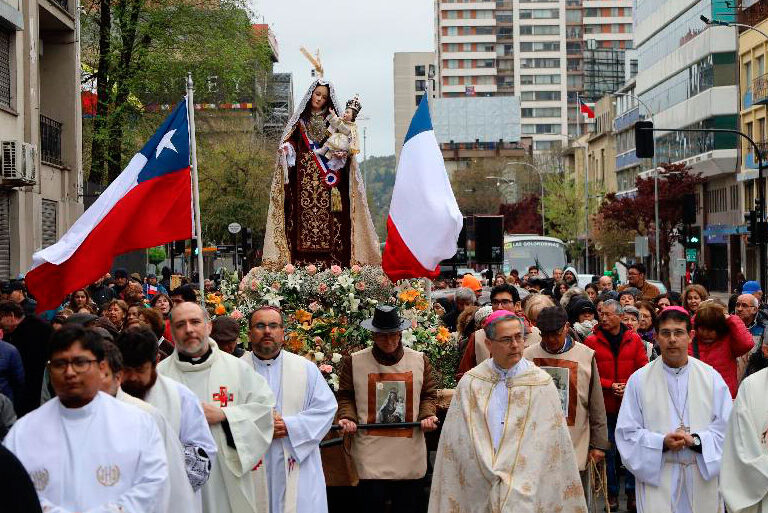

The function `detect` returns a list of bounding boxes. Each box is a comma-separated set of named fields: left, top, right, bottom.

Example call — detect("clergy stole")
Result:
left=524, top=342, right=595, bottom=470
left=641, top=359, right=718, bottom=513
left=474, top=329, right=490, bottom=365
left=350, top=346, right=426, bottom=480
left=428, top=361, right=587, bottom=513
left=145, top=374, right=183, bottom=436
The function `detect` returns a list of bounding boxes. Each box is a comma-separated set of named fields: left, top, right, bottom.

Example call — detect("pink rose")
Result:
left=230, top=309, right=243, bottom=321
left=355, top=281, right=366, bottom=291
left=250, top=279, right=260, bottom=291
left=313, top=336, right=323, bottom=345
left=308, top=301, right=321, bottom=312
left=319, top=364, right=333, bottom=374
left=284, top=264, right=295, bottom=274
left=239, top=278, right=247, bottom=291
left=330, top=265, right=342, bottom=276
left=318, top=283, right=329, bottom=294
left=351, top=264, right=362, bottom=273
left=271, top=282, right=281, bottom=291
left=412, top=319, right=418, bottom=329
left=379, top=276, right=389, bottom=286
left=306, top=264, right=318, bottom=275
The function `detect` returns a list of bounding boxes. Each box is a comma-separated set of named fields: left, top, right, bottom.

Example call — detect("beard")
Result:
left=121, top=368, right=158, bottom=400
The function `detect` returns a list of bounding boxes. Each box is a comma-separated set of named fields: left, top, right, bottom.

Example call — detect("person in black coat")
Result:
left=0, top=301, right=52, bottom=417
left=0, top=444, right=43, bottom=512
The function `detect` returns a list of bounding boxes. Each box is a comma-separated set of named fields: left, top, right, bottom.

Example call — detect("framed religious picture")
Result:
left=532, top=358, right=579, bottom=426
left=366, top=372, right=414, bottom=437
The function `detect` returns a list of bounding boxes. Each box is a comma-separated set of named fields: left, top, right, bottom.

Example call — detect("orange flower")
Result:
left=436, top=326, right=451, bottom=343
left=295, top=309, right=312, bottom=324
left=286, top=332, right=305, bottom=352
left=415, top=300, right=428, bottom=311
left=398, top=289, right=421, bottom=303
left=214, top=304, right=226, bottom=315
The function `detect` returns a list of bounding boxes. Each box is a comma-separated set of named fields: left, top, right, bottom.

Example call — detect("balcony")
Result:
left=753, top=73, right=768, bottom=105
left=613, top=106, right=640, bottom=132
left=40, top=115, right=63, bottom=167
left=616, top=149, right=643, bottom=170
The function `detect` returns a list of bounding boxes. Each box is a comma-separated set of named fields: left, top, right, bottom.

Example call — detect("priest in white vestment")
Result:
left=158, top=302, right=275, bottom=513
left=616, top=306, right=732, bottom=513
left=429, top=310, right=587, bottom=513
left=721, top=366, right=768, bottom=513
left=3, top=325, right=168, bottom=513
left=242, top=306, right=337, bottom=513
left=117, top=326, right=218, bottom=493
left=100, top=336, right=199, bottom=513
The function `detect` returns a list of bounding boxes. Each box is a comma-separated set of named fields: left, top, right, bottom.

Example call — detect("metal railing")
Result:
left=753, top=73, right=768, bottom=104
left=51, top=0, right=68, bottom=10
left=40, top=115, right=62, bottom=166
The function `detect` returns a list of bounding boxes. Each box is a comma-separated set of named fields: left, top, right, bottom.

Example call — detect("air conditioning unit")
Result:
left=0, top=140, right=37, bottom=186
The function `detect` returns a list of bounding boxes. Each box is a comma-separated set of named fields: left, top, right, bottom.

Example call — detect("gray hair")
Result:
left=455, top=287, right=476, bottom=303
left=169, top=302, right=210, bottom=323
left=602, top=299, right=623, bottom=315
left=623, top=306, right=640, bottom=319
left=484, top=314, right=527, bottom=340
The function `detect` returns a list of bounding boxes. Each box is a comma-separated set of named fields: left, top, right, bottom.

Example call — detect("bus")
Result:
left=503, top=235, right=568, bottom=277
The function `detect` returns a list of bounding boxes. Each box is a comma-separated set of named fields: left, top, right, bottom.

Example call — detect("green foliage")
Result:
left=147, top=246, right=167, bottom=264
left=449, top=159, right=505, bottom=216
left=542, top=173, right=602, bottom=261
left=362, top=155, right=396, bottom=241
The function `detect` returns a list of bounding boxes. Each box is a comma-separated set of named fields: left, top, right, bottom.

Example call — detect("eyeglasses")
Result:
left=48, top=357, right=99, bottom=374
left=490, top=335, right=525, bottom=345
left=491, top=299, right=514, bottom=306
left=253, top=322, right=283, bottom=331
left=658, top=329, right=688, bottom=339
left=736, top=302, right=757, bottom=309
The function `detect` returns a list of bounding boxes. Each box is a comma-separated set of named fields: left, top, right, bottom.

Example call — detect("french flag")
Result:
left=27, top=100, right=193, bottom=311
left=382, top=95, right=463, bottom=282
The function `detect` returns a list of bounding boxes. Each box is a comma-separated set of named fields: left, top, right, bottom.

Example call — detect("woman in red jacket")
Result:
left=690, top=301, right=754, bottom=397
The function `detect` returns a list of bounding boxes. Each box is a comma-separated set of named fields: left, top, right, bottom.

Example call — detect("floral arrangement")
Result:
left=218, top=264, right=460, bottom=390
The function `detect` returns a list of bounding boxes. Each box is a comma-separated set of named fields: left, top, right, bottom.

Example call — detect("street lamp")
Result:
left=611, top=91, right=661, bottom=281
left=504, top=161, right=546, bottom=235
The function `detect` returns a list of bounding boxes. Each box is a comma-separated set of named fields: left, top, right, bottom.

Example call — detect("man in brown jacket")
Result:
left=337, top=305, right=438, bottom=513
left=618, top=263, right=660, bottom=301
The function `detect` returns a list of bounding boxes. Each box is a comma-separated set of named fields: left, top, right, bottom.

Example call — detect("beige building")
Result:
left=587, top=95, right=617, bottom=195
left=0, top=0, right=82, bottom=280
left=393, top=51, right=436, bottom=160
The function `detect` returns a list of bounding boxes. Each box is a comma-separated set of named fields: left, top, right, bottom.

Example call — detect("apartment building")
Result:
left=0, top=0, right=83, bottom=280
left=393, top=52, right=437, bottom=159
left=434, top=0, right=633, bottom=151
left=634, top=0, right=740, bottom=291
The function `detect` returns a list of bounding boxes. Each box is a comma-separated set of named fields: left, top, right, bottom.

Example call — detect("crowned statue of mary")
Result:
left=262, top=79, right=381, bottom=268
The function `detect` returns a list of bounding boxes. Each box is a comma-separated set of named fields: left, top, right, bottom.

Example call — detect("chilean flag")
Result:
left=382, top=95, right=463, bottom=282
left=579, top=98, right=595, bottom=119
left=27, top=100, right=193, bottom=311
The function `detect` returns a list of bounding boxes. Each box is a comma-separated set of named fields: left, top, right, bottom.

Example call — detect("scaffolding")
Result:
left=582, top=48, right=625, bottom=102
left=263, top=73, right=294, bottom=139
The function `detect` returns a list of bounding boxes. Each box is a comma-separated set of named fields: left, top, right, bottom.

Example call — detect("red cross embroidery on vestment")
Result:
left=212, top=386, right=234, bottom=407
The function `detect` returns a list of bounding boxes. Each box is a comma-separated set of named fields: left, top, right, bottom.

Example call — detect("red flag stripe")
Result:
left=382, top=216, right=440, bottom=282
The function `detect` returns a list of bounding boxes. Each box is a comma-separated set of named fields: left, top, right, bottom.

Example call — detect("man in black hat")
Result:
left=111, top=268, right=129, bottom=300
left=210, top=316, right=244, bottom=357
left=524, top=306, right=609, bottom=488
left=337, top=304, right=438, bottom=513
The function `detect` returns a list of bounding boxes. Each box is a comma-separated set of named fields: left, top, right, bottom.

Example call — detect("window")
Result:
left=520, top=41, right=560, bottom=52
left=521, top=107, right=561, bottom=117
left=415, top=80, right=426, bottom=91
left=446, top=76, right=460, bottom=85
left=477, top=59, right=495, bottom=68
left=481, top=44, right=494, bottom=52
left=415, top=65, right=425, bottom=76
left=519, top=8, right=559, bottom=18
left=415, top=94, right=423, bottom=106
left=520, top=58, right=560, bottom=68
left=445, top=59, right=459, bottom=69
left=519, top=25, right=559, bottom=35
left=476, top=27, right=494, bottom=35
left=446, top=10, right=458, bottom=19
left=758, top=55, right=765, bottom=77
left=745, top=60, right=753, bottom=86
left=463, top=43, right=472, bottom=51
left=760, top=118, right=766, bottom=143
left=520, top=74, right=561, bottom=84
left=521, top=123, right=560, bottom=134
left=41, top=200, right=57, bottom=249
left=520, top=91, right=561, bottom=101
left=477, top=9, right=493, bottom=18
left=585, top=8, right=599, bottom=16
left=0, top=28, right=10, bottom=109
left=447, top=26, right=458, bottom=36
left=566, top=9, right=582, bottom=22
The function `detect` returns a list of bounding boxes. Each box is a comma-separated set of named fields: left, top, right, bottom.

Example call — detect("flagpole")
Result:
left=186, top=72, right=205, bottom=307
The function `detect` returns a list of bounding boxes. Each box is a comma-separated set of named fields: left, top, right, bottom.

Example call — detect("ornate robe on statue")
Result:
left=158, top=340, right=275, bottom=513
left=263, top=78, right=380, bottom=268
left=616, top=358, right=732, bottom=513
left=721, top=368, right=768, bottom=513
left=428, top=358, right=587, bottom=513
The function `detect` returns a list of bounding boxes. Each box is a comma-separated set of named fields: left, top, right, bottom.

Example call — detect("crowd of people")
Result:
left=2, top=261, right=768, bottom=512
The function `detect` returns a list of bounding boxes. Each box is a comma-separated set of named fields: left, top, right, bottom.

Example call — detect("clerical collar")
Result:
left=179, top=346, right=213, bottom=365
left=662, top=361, right=689, bottom=376
left=58, top=391, right=101, bottom=419
left=252, top=349, right=283, bottom=367
left=491, top=358, right=528, bottom=380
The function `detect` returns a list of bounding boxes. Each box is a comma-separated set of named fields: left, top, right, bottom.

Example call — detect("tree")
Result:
left=598, top=162, right=704, bottom=283
left=498, top=195, right=542, bottom=235
left=591, top=213, right=636, bottom=268
left=449, top=159, right=505, bottom=216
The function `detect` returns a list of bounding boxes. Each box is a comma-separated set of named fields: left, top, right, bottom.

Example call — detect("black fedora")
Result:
left=361, top=305, right=411, bottom=333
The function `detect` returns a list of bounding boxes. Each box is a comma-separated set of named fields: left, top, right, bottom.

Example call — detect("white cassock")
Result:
left=616, top=358, right=732, bottom=513
left=158, top=339, right=275, bottom=513
left=721, top=367, right=768, bottom=513
left=116, top=388, right=198, bottom=513
left=242, top=349, right=337, bottom=513
left=3, top=392, right=167, bottom=513
left=143, top=374, right=218, bottom=493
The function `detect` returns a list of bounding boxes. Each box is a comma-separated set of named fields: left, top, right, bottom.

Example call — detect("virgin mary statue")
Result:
left=262, top=79, right=381, bottom=268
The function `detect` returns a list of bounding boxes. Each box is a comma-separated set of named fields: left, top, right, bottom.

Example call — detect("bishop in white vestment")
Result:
left=4, top=324, right=168, bottom=513
left=616, top=307, right=732, bottom=513
left=720, top=367, right=768, bottom=513
left=243, top=306, right=338, bottom=513
left=158, top=302, right=275, bottom=513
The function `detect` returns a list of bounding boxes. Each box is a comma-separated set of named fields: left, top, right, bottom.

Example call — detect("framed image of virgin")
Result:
left=366, top=371, right=414, bottom=437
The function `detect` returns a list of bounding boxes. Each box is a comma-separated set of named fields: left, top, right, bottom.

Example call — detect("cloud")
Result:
left=256, top=0, right=434, bottom=157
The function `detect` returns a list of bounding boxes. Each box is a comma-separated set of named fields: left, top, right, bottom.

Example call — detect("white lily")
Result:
left=331, top=352, right=342, bottom=364
left=401, top=329, right=417, bottom=348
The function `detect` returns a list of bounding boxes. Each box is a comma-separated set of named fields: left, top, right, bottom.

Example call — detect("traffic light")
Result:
left=746, top=210, right=768, bottom=244
left=635, top=121, right=654, bottom=158
left=241, top=228, right=253, bottom=251
left=191, top=238, right=199, bottom=256
left=682, top=194, right=697, bottom=225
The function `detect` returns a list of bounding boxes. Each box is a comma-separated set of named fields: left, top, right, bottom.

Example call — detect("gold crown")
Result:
left=346, top=94, right=362, bottom=114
